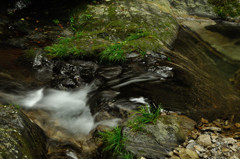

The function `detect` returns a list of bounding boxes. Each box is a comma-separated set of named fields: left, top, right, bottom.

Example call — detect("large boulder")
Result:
left=0, top=105, right=48, bottom=159
left=123, top=114, right=196, bottom=159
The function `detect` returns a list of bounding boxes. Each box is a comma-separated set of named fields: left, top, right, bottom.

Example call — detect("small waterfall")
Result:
left=16, top=85, right=120, bottom=135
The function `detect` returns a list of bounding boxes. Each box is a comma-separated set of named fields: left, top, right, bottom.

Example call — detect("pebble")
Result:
left=201, top=127, right=222, bottom=132
left=221, top=147, right=230, bottom=152
left=222, top=137, right=236, bottom=145
left=197, top=134, right=212, bottom=147
left=235, top=123, right=240, bottom=128
left=201, top=118, right=208, bottom=124
left=167, top=119, right=240, bottom=159
left=194, top=145, right=204, bottom=152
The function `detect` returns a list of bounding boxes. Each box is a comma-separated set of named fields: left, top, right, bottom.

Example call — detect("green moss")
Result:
left=44, top=0, right=178, bottom=62
left=208, top=0, right=240, bottom=18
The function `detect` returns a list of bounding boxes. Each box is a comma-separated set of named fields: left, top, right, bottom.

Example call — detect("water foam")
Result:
left=17, top=85, right=119, bottom=135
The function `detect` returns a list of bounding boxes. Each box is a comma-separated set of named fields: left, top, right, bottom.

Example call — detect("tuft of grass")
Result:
left=100, top=42, right=126, bottom=62
left=99, top=127, right=134, bottom=159
left=122, top=152, right=134, bottom=159
left=126, top=31, right=149, bottom=41
left=100, top=31, right=148, bottom=62
left=44, top=32, right=85, bottom=58
left=44, top=26, right=149, bottom=62
left=99, top=127, right=126, bottom=155
left=128, top=104, right=163, bottom=131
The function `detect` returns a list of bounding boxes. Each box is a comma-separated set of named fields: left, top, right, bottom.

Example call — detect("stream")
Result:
left=1, top=0, right=240, bottom=158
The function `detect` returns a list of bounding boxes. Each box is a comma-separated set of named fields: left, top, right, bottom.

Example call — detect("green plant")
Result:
left=53, top=19, right=60, bottom=25
left=100, top=43, right=126, bottom=62
left=9, top=104, right=20, bottom=109
left=77, top=14, right=93, bottom=28
left=45, top=44, right=69, bottom=58
left=126, top=31, right=149, bottom=41
left=208, top=0, right=240, bottom=18
left=99, top=127, right=126, bottom=155
left=70, top=16, right=76, bottom=31
left=122, top=152, right=134, bottom=159
left=128, top=104, right=162, bottom=131
left=100, top=31, right=148, bottom=62
left=99, top=127, right=134, bottom=159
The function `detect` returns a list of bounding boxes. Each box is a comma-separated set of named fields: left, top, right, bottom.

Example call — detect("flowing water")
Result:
left=2, top=85, right=120, bottom=136
left=0, top=0, right=240, bottom=145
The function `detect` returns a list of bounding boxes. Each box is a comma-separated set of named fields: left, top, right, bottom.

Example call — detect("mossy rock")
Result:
left=45, top=0, right=179, bottom=62
left=0, top=105, right=48, bottom=159
left=123, top=114, right=196, bottom=159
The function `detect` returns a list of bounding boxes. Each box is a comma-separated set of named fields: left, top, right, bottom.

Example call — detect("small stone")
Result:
left=179, top=149, right=199, bottom=159
left=194, top=145, right=205, bottom=152
left=211, top=135, right=218, bottom=140
left=213, top=120, right=222, bottom=127
left=222, top=138, right=236, bottom=145
left=230, top=155, right=239, bottom=159
left=211, top=144, right=216, bottom=148
left=223, top=125, right=231, bottom=129
left=224, top=120, right=229, bottom=126
left=210, top=149, right=217, bottom=155
left=235, top=123, right=240, bottom=128
left=183, top=142, right=188, bottom=147
left=173, top=150, right=179, bottom=156
left=191, top=133, right=198, bottom=139
left=230, top=146, right=237, bottom=152
left=201, top=127, right=222, bottom=132
left=201, top=118, right=208, bottom=124
left=168, top=151, right=174, bottom=156
left=222, top=147, right=230, bottom=152
left=197, top=134, right=212, bottom=147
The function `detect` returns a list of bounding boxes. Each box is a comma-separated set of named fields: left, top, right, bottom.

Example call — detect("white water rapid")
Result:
left=16, top=85, right=120, bottom=135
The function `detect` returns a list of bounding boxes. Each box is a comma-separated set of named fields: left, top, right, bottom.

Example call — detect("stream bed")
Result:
left=0, top=0, right=240, bottom=158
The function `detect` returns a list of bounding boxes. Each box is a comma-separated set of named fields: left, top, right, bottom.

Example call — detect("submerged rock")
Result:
left=0, top=105, right=48, bottom=159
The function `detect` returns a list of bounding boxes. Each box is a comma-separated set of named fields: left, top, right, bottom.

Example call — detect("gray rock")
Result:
left=186, top=140, right=197, bottom=150
left=124, top=115, right=196, bottom=159
left=197, top=134, right=212, bottom=147
left=178, top=148, right=199, bottom=159
left=169, top=0, right=216, bottom=18
left=98, top=66, right=122, bottom=80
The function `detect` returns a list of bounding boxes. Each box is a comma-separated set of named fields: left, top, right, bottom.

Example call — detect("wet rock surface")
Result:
left=169, top=0, right=216, bottom=18
left=168, top=118, right=240, bottom=159
left=0, top=0, right=240, bottom=159
left=0, top=105, right=48, bottom=159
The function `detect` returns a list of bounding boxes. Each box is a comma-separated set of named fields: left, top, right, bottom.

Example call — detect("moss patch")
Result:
left=44, top=0, right=178, bottom=62
left=208, top=0, right=240, bottom=18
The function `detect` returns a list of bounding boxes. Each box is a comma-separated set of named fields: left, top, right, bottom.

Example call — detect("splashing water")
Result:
left=17, top=85, right=120, bottom=135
